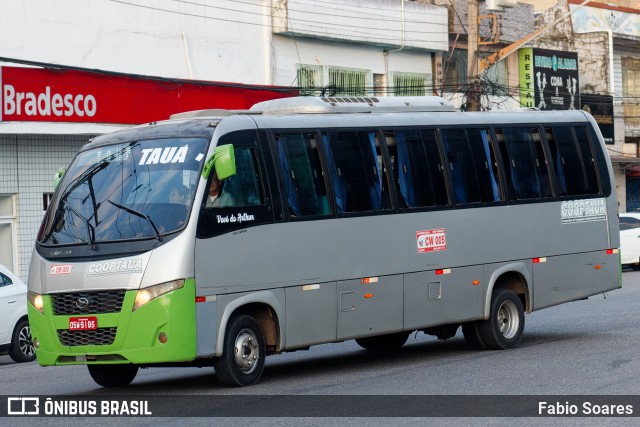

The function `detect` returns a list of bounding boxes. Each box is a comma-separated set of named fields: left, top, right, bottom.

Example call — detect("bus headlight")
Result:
left=28, top=291, right=44, bottom=314
left=133, top=279, right=185, bottom=311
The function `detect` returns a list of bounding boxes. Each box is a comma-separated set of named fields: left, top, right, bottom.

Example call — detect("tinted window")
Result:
left=198, top=130, right=274, bottom=238
left=273, top=132, right=330, bottom=217
left=620, top=216, right=640, bottom=231
left=323, top=131, right=391, bottom=213
left=385, top=129, right=448, bottom=208
left=440, top=128, right=500, bottom=205
left=574, top=126, right=600, bottom=194
left=40, top=138, right=208, bottom=245
left=223, top=148, right=265, bottom=207
left=0, top=272, right=12, bottom=287
left=546, top=126, right=600, bottom=196
left=496, top=127, right=552, bottom=200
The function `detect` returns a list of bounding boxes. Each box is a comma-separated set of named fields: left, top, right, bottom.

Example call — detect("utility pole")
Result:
left=467, top=0, right=480, bottom=111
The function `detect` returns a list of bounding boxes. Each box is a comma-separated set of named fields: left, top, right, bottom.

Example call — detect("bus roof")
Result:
left=249, top=96, right=456, bottom=114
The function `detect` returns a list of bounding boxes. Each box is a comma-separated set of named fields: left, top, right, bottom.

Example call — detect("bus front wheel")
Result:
left=87, top=364, right=138, bottom=387
left=214, top=314, right=266, bottom=387
left=477, top=289, right=525, bottom=350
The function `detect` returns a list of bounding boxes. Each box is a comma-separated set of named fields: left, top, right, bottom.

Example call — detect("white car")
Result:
left=0, top=264, right=35, bottom=362
left=620, top=213, right=640, bottom=269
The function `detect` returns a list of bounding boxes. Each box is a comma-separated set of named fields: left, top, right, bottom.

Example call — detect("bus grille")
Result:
left=51, top=290, right=126, bottom=315
left=57, top=328, right=117, bottom=346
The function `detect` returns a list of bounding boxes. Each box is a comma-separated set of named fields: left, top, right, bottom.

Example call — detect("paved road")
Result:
left=2, top=270, right=640, bottom=426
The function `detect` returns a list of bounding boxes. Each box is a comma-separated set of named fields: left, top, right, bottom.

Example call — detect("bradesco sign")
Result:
left=4, top=84, right=97, bottom=119
left=0, top=66, right=295, bottom=124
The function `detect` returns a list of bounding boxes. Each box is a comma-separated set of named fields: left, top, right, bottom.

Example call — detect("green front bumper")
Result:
left=28, top=279, right=197, bottom=366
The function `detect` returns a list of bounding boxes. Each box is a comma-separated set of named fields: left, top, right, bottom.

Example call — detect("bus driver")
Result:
left=206, top=171, right=236, bottom=207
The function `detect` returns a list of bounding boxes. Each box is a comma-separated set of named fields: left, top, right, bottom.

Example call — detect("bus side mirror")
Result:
left=54, top=167, right=66, bottom=190
left=202, top=145, right=236, bottom=180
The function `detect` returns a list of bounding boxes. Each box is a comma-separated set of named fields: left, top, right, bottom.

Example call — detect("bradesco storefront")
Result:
left=0, top=64, right=295, bottom=281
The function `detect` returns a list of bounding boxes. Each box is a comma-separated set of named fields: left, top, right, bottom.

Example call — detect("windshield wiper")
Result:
left=63, top=201, right=96, bottom=248
left=107, top=200, right=162, bottom=242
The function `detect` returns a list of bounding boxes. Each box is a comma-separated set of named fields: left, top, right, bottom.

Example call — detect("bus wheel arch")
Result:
left=485, top=265, right=532, bottom=318
left=216, top=290, right=284, bottom=358
left=232, top=303, right=280, bottom=355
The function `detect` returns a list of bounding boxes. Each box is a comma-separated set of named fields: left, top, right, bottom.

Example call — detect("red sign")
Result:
left=416, top=228, right=447, bottom=253
left=0, top=66, right=297, bottom=124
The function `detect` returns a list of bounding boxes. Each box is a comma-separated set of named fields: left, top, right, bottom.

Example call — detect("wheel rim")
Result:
left=18, top=325, right=35, bottom=358
left=497, top=300, right=520, bottom=339
left=233, top=328, right=260, bottom=374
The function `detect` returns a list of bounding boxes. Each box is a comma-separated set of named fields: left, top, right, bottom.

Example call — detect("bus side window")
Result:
left=385, top=129, right=447, bottom=209
left=497, top=127, right=551, bottom=201
left=467, top=129, right=501, bottom=202
left=323, top=131, right=391, bottom=213
left=588, top=124, right=611, bottom=196
left=273, top=132, right=330, bottom=217
left=440, top=129, right=477, bottom=204
left=216, top=147, right=265, bottom=207
left=573, top=126, right=600, bottom=194
left=546, top=126, right=592, bottom=196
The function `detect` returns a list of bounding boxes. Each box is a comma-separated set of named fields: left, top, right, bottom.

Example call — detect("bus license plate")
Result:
left=69, top=317, right=97, bottom=331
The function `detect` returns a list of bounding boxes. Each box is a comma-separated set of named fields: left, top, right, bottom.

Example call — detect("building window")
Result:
left=443, top=49, right=468, bottom=91
left=327, top=66, right=370, bottom=96
left=622, top=58, right=640, bottom=127
left=297, top=64, right=321, bottom=96
left=392, top=72, right=431, bottom=96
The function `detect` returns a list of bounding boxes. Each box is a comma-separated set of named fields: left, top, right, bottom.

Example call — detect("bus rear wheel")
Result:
left=461, top=322, right=486, bottom=350
left=213, top=314, right=266, bottom=387
left=88, top=364, right=138, bottom=387
left=355, top=332, right=410, bottom=351
left=477, top=289, right=525, bottom=350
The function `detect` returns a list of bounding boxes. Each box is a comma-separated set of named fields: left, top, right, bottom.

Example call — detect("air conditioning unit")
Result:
left=485, top=0, right=517, bottom=12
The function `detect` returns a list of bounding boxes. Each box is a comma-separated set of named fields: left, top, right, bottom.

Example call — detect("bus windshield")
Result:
left=39, top=137, right=208, bottom=246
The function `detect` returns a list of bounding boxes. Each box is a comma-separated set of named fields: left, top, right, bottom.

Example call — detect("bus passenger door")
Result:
left=403, top=266, right=484, bottom=329
left=336, top=275, right=403, bottom=340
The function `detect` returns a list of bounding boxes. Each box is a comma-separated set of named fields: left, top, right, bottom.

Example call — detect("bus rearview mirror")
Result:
left=202, top=144, right=236, bottom=180
left=54, top=167, right=66, bottom=190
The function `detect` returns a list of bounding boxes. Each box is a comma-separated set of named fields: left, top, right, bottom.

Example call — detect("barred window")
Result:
left=327, top=66, right=369, bottom=96
left=393, top=72, right=431, bottom=96
left=623, top=58, right=640, bottom=127
left=297, top=64, right=321, bottom=96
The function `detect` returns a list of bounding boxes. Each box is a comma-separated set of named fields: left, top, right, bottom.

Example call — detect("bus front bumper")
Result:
left=27, top=279, right=197, bottom=366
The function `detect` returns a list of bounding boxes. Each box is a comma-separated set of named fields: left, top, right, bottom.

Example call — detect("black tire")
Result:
left=355, top=332, right=410, bottom=351
left=9, top=319, right=36, bottom=363
left=213, top=314, right=266, bottom=387
left=630, top=263, right=640, bottom=271
left=461, top=322, right=486, bottom=350
left=477, top=289, right=525, bottom=350
left=88, top=364, right=138, bottom=387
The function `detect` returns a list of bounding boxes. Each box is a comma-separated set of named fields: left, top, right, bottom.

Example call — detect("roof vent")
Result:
left=250, top=96, right=455, bottom=114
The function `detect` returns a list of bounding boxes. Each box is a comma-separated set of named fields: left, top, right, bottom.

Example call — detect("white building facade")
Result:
left=0, top=0, right=449, bottom=280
